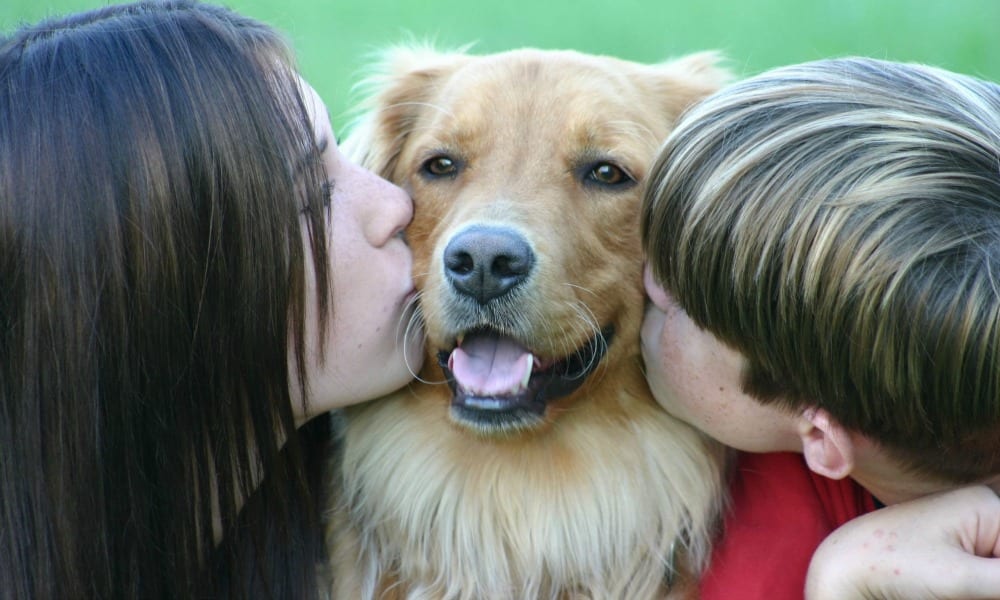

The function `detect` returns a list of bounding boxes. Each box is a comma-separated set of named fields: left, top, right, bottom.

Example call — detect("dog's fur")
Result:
left=328, top=47, right=731, bottom=599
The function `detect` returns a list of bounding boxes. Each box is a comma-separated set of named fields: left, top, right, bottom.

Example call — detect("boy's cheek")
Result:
left=640, top=303, right=664, bottom=358
left=640, top=303, right=670, bottom=406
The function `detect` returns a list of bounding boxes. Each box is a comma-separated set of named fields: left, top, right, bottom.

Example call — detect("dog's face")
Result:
left=351, top=48, right=728, bottom=437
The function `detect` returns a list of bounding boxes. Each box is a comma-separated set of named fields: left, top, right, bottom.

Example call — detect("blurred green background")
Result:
left=3, top=1, right=998, bottom=131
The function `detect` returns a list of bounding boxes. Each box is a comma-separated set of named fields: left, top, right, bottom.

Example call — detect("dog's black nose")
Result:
left=444, top=225, right=534, bottom=304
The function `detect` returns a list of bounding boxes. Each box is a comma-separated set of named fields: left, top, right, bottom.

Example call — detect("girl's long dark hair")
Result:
left=0, top=2, right=332, bottom=597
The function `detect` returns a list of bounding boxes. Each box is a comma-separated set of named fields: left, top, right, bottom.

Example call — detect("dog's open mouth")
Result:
left=437, top=326, right=615, bottom=433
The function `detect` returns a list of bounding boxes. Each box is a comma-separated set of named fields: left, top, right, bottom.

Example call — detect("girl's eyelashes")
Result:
left=316, top=135, right=330, bottom=155
left=299, top=181, right=334, bottom=215
left=322, top=180, right=334, bottom=205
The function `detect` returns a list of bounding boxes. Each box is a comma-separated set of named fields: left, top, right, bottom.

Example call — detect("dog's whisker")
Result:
left=400, top=293, right=451, bottom=387
left=398, top=295, right=424, bottom=376
left=378, top=100, right=455, bottom=120
left=565, top=300, right=609, bottom=382
left=563, top=282, right=598, bottom=297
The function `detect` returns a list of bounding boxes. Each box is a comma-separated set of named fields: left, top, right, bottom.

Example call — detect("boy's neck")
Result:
left=847, top=441, right=952, bottom=505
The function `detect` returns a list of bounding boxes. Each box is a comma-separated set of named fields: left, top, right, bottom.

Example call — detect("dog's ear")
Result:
left=342, top=45, right=471, bottom=179
left=641, top=50, right=733, bottom=119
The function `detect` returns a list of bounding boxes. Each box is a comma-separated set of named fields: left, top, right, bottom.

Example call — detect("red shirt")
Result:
left=699, top=452, right=877, bottom=600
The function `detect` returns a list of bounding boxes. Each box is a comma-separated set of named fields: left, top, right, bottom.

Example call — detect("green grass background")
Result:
left=4, top=1, right=998, bottom=131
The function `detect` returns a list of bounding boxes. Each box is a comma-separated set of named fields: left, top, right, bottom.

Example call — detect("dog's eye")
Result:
left=585, top=162, right=634, bottom=188
left=421, top=155, right=460, bottom=179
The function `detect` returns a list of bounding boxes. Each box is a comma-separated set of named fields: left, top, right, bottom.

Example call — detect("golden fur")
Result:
left=329, top=47, right=731, bottom=599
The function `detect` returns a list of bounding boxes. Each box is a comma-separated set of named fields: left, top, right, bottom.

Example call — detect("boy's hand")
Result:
left=806, top=485, right=1000, bottom=599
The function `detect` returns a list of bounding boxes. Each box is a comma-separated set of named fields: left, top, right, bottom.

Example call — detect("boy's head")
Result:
left=641, top=57, right=1000, bottom=484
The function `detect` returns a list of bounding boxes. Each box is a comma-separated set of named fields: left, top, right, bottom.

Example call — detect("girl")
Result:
left=0, top=2, right=422, bottom=597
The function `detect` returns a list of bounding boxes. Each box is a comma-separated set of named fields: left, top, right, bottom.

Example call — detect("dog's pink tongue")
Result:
left=448, top=334, right=532, bottom=396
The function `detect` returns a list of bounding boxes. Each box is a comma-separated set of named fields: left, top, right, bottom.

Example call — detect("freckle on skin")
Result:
left=874, top=529, right=885, bottom=538
left=893, top=568, right=901, bottom=576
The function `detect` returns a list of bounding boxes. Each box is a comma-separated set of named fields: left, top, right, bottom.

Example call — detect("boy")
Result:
left=640, top=57, right=1000, bottom=598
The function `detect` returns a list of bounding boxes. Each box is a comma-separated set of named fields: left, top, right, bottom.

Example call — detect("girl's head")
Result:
left=292, top=78, right=423, bottom=421
left=0, top=1, right=419, bottom=596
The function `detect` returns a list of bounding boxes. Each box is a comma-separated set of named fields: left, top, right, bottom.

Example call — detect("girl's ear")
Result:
left=798, top=408, right=856, bottom=480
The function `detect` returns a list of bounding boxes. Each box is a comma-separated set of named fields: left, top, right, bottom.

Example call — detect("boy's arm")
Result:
left=806, top=486, right=1000, bottom=599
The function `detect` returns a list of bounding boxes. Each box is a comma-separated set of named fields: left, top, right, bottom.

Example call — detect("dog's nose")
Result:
left=444, top=225, right=535, bottom=304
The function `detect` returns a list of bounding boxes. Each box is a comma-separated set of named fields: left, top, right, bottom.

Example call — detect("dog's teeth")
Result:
left=456, top=333, right=464, bottom=346
left=521, top=354, right=534, bottom=389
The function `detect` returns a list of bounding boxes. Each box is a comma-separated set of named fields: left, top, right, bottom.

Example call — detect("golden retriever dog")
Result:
left=328, top=47, right=730, bottom=599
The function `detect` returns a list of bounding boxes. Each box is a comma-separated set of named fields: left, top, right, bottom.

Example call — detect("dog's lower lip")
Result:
left=464, top=396, right=520, bottom=411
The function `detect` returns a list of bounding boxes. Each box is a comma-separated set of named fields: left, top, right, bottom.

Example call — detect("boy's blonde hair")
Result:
left=642, top=57, right=1000, bottom=482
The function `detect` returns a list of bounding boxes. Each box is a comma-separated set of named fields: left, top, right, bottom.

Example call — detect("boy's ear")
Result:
left=643, top=263, right=672, bottom=310
left=798, top=408, right=855, bottom=480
